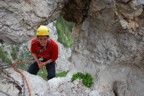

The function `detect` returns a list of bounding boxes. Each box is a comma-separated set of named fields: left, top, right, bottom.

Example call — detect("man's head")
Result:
left=36, top=25, right=50, bottom=46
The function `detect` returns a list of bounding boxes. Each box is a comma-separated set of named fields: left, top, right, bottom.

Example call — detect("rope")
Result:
left=22, top=77, right=25, bottom=96
left=41, top=68, right=47, bottom=80
left=12, top=59, right=48, bottom=95
left=12, top=62, right=32, bottom=96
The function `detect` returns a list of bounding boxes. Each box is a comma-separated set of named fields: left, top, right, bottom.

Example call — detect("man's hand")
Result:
left=37, top=62, right=44, bottom=69
left=43, top=61, right=48, bottom=66
left=37, top=61, right=48, bottom=69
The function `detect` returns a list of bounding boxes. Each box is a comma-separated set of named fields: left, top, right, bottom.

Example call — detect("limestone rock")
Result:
left=0, top=67, right=91, bottom=96
left=71, top=0, right=144, bottom=96
left=0, top=67, right=49, bottom=96
left=113, top=81, right=130, bottom=96
left=0, top=0, right=65, bottom=44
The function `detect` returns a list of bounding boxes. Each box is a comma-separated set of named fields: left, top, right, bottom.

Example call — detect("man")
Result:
left=28, top=25, right=58, bottom=80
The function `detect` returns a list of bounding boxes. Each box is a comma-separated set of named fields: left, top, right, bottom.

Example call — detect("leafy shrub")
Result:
left=0, top=46, right=12, bottom=64
left=71, top=72, right=93, bottom=88
left=55, top=16, right=74, bottom=48
left=37, top=67, right=47, bottom=80
left=82, top=73, right=93, bottom=88
left=71, top=72, right=84, bottom=81
left=11, top=45, right=19, bottom=60
left=56, top=71, right=69, bottom=77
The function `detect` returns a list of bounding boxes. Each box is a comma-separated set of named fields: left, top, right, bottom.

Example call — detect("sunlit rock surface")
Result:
left=0, top=0, right=65, bottom=44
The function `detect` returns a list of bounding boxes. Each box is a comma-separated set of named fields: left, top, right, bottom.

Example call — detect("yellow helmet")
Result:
left=36, top=25, right=50, bottom=36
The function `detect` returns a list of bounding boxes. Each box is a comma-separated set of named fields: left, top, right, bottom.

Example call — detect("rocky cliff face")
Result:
left=0, top=0, right=65, bottom=44
left=70, top=0, right=144, bottom=95
left=71, top=0, right=144, bottom=72
left=0, top=0, right=144, bottom=96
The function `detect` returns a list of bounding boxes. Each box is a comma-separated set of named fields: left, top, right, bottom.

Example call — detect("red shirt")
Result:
left=30, top=38, right=58, bottom=62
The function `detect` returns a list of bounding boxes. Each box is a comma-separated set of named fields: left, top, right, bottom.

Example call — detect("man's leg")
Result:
left=28, top=62, right=39, bottom=75
left=46, top=62, right=56, bottom=80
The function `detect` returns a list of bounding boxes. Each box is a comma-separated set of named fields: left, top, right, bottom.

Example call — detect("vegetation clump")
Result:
left=55, top=16, right=74, bottom=48
left=71, top=72, right=93, bottom=88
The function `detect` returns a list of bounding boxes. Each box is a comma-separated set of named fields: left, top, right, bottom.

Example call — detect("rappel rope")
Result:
left=12, top=59, right=48, bottom=96
left=12, top=60, right=33, bottom=96
left=12, top=45, right=48, bottom=96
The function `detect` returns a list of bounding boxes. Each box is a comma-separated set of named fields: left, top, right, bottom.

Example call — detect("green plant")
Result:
left=55, top=16, right=75, bottom=48
left=0, top=46, right=12, bottom=64
left=16, top=44, right=32, bottom=70
left=37, top=67, right=47, bottom=80
left=22, top=45, right=32, bottom=59
left=82, top=73, right=93, bottom=88
left=38, top=70, right=69, bottom=80
left=71, top=72, right=93, bottom=88
left=11, top=45, right=18, bottom=60
left=71, top=72, right=84, bottom=81
left=56, top=71, right=69, bottom=77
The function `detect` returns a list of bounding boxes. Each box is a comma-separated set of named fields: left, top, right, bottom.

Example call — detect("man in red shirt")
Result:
left=28, top=25, right=58, bottom=80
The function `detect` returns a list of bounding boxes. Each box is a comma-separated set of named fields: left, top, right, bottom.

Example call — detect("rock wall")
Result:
left=70, top=0, right=144, bottom=95
left=0, top=0, right=144, bottom=96
left=0, top=0, right=65, bottom=44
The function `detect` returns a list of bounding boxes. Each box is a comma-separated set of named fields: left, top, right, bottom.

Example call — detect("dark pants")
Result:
left=28, top=61, right=56, bottom=80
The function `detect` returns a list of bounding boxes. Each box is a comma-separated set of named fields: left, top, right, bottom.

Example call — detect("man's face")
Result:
left=37, top=36, right=48, bottom=46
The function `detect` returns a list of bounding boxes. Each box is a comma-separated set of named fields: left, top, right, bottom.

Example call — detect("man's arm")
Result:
left=31, top=53, right=39, bottom=63
left=31, top=53, right=44, bottom=69
left=44, top=43, right=58, bottom=65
